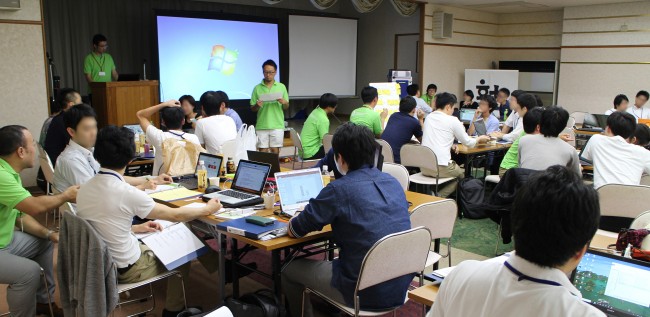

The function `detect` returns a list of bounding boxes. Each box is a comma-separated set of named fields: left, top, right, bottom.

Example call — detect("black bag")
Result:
left=458, top=178, right=487, bottom=219
left=226, top=289, right=286, bottom=317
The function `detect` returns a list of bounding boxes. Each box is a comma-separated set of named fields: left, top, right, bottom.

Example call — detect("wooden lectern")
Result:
left=90, top=80, right=160, bottom=128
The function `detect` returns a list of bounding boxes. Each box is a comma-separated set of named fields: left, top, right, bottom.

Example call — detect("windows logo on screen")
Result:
left=207, top=45, right=238, bottom=76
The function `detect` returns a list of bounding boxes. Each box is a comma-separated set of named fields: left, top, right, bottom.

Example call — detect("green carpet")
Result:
left=442, top=217, right=514, bottom=257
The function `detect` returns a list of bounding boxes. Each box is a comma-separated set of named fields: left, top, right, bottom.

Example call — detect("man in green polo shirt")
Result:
left=251, top=59, right=289, bottom=154
left=83, top=34, right=119, bottom=94
left=350, top=86, right=388, bottom=138
left=0, top=125, right=78, bottom=317
left=301, top=93, right=337, bottom=160
left=498, top=107, right=543, bottom=177
left=422, top=84, right=437, bottom=107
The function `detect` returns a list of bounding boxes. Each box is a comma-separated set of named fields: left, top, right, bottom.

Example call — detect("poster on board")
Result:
left=464, top=69, right=519, bottom=101
left=369, top=82, right=401, bottom=128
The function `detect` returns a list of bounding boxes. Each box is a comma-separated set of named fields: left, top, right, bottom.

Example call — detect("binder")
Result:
left=216, top=217, right=287, bottom=240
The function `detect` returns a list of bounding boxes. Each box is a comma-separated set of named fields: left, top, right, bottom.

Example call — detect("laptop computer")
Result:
left=173, top=153, right=223, bottom=190
left=473, top=119, right=488, bottom=136
left=571, top=249, right=650, bottom=317
left=275, top=168, right=324, bottom=217
left=580, top=114, right=605, bottom=132
left=123, top=124, right=143, bottom=135
left=118, top=73, right=140, bottom=81
left=578, top=138, right=593, bottom=166
left=202, top=160, right=271, bottom=208
left=459, top=109, right=475, bottom=122
left=247, top=150, right=281, bottom=176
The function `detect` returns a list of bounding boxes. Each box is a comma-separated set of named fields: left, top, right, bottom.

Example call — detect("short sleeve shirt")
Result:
left=83, top=52, right=115, bottom=92
left=350, top=105, right=382, bottom=135
left=250, top=80, right=289, bottom=130
left=381, top=112, right=423, bottom=163
left=300, top=107, right=330, bottom=159
left=0, top=158, right=31, bottom=248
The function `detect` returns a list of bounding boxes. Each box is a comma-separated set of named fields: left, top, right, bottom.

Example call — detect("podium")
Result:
left=90, top=80, right=160, bottom=128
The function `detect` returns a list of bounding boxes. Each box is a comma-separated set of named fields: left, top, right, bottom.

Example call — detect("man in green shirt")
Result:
left=0, top=125, right=78, bottom=317
left=250, top=59, right=289, bottom=154
left=83, top=34, right=118, bottom=94
left=498, top=107, right=543, bottom=177
left=422, top=83, right=437, bottom=107
left=350, top=86, right=388, bottom=138
left=301, top=93, right=337, bottom=160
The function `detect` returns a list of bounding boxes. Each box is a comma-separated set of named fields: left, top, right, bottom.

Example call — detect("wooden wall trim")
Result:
left=562, top=44, right=650, bottom=49
left=454, top=31, right=560, bottom=37
left=561, top=61, right=650, bottom=65
left=0, top=19, right=42, bottom=25
left=423, top=42, right=560, bottom=50
left=564, top=14, right=650, bottom=21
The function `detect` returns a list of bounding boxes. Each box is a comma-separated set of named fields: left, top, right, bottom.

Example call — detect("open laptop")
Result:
left=275, top=168, right=324, bottom=217
left=118, top=73, right=140, bottom=81
left=571, top=249, right=650, bottom=317
left=247, top=150, right=281, bottom=176
left=580, top=114, right=605, bottom=132
left=173, top=153, right=223, bottom=190
left=202, top=160, right=271, bottom=208
left=459, top=109, right=475, bottom=123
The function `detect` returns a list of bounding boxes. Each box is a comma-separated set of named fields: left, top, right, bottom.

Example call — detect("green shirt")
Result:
left=500, top=131, right=526, bottom=170
left=0, top=158, right=31, bottom=248
left=350, top=105, right=382, bottom=135
left=83, top=52, right=116, bottom=92
left=250, top=80, right=289, bottom=130
left=422, top=94, right=435, bottom=107
left=300, top=107, right=330, bottom=158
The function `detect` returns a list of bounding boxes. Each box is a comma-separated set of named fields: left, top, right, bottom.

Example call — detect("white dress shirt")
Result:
left=53, top=140, right=100, bottom=192
left=504, top=111, right=520, bottom=129
left=604, top=108, right=616, bottom=115
left=502, top=115, right=523, bottom=142
left=627, top=105, right=650, bottom=120
left=194, top=115, right=237, bottom=155
left=146, top=125, right=200, bottom=175
left=428, top=254, right=605, bottom=317
left=422, top=111, right=477, bottom=166
left=581, top=134, right=650, bottom=189
left=76, top=168, right=155, bottom=268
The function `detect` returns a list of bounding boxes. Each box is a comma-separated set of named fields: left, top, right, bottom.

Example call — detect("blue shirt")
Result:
left=225, top=108, right=243, bottom=132
left=470, top=114, right=500, bottom=136
left=381, top=112, right=423, bottom=163
left=289, top=166, right=413, bottom=309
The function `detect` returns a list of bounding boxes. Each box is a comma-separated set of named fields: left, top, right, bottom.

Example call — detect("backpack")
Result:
left=160, top=135, right=206, bottom=176
left=457, top=177, right=488, bottom=219
left=225, top=289, right=286, bottom=317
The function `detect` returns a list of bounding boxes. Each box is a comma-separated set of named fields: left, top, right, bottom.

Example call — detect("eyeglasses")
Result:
left=263, top=71, right=276, bottom=75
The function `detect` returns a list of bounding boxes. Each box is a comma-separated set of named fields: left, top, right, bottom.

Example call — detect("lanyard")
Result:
left=504, top=261, right=562, bottom=287
left=97, top=170, right=123, bottom=182
left=168, top=131, right=186, bottom=140
left=91, top=53, right=105, bottom=70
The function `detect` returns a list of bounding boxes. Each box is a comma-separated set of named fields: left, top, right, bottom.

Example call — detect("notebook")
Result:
left=202, top=160, right=271, bottom=208
left=216, top=217, right=287, bottom=240
left=275, top=168, right=324, bottom=217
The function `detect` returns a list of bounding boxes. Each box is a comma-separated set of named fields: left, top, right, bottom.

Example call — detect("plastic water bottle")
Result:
left=322, top=165, right=330, bottom=186
left=197, top=160, right=208, bottom=191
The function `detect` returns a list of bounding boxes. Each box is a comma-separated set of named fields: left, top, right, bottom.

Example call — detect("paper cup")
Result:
left=263, top=194, right=275, bottom=209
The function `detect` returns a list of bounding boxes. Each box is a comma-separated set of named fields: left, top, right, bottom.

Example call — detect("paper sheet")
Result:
left=133, top=220, right=177, bottom=240
left=258, top=92, right=283, bottom=102
left=214, top=208, right=257, bottom=220
left=184, top=202, right=207, bottom=209
left=141, top=223, right=207, bottom=270
left=149, top=188, right=202, bottom=202
left=145, top=184, right=179, bottom=195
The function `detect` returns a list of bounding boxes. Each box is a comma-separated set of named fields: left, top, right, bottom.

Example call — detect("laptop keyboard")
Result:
left=220, top=190, right=256, bottom=200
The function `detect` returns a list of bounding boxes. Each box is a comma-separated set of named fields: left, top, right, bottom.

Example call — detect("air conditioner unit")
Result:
left=0, top=0, right=20, bottom=10
left=432, top=11, right=453, bottom=39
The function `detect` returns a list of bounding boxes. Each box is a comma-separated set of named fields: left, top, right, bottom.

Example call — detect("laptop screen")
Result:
left=196, top=153, right=223, bottom=179
left=123, top=124, right=143, bottom=135
left=572, top=250, right=650, bottom=317
left=231, top=160, right=271, bottom=194
left=276, top=168, right=324, bottom=215
left=460, top=109, right=475, bottom=122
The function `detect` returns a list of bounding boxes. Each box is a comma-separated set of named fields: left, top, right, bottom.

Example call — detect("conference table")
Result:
left=166, top=178, right=445, bottom=304
left=457, top=142, right=511, bottom=178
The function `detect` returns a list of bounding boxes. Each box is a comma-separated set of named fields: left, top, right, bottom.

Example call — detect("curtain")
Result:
left=391, top=0, right=419, bottom=17
left=349, top=0, right=383, bottom=13
left=310, top=0, right=339, bottom=10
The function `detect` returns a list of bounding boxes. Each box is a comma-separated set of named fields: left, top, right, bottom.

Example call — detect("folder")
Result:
left=216, top=217, right=287, bottom=240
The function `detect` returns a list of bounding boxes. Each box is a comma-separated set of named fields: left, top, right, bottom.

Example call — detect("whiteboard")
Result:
left=288, top=15, right=357, bottom=98
left=464, top=69, right=519, bottom=100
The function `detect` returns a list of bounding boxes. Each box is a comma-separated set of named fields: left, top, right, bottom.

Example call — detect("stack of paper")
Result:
left=149, top=188, right=202, bottom=202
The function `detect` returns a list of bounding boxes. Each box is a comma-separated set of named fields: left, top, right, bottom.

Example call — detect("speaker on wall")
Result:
left=0, top=0, right=20, bottom=10
left=432, top=11, right=453, bottom=39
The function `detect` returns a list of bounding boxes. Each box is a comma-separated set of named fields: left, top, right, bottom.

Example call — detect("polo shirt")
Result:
left=498, top=100, right=510, bottom=120
left=500, top=131, right=525, bottom=170
left=428, top=253, right=605, bottom=317
left=44, top=113, right=70, bottom=166
left=288, top=166, right=413, bottom=309
left=518, top=134, right=581, bottom=175
left=0, top=158, right=30, bottom=248
left=146, top=126, right=200, bottom=175
left=250, top=80, right=289, bottom=130
left=415, top=97, right=432, bottom=115
left=195, top=115, right=237, bottom=155
left=422, top=111, right=477, bottom=166
left=76, top=168, right=155, bottom=268
left=422, top=94, right=435, bottom=107
left=83, top=52, right=116, bottom=92
left=53, top=140, right=100, bottom=192
left=627, top=105, right=650, bottom=120
left=504, top=111, right=520, bottom=130
left=350, top=105, right=382, bottom=135
left=381, top=112, right=423, bottom=163
left=502, top=115, right=523, bottom=142
left=224, top=108, right=243, bottom=132
left=581, top=134, right=650, bottom=189
left=300, top=107, right=330, bottom=159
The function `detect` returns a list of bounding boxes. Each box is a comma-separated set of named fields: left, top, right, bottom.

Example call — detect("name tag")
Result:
left=99, top=71, right=106, bottom=76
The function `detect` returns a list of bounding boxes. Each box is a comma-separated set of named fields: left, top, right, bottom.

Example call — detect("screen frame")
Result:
left=231, top=159, right=272, bottom=194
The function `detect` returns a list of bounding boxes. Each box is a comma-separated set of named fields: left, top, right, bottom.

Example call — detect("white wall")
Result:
left=0, top=0, right=49, bottom=187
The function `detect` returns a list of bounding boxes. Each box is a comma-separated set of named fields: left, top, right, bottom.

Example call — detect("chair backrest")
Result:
left=562, top=127, right=576, bottom=148
left=597, top=184, right=650, bottom=219
left=322, top=134, right=333, bottom=154
left=400, top=144, right=438, bottom=175
left=630, top=210, right=650, bottom=229
left=566, top=116, right=576, bottom=128
left=570, top=111, right=587, bottom=126
left=356, top=227, right=431, bottom=292
left=376, top=139, right=394, bottom=163
left=37, top=144, right=56, bottom=184
left=382, top=162, right=409, bottom=190
left=410, top=199, right=457, bottom=240
left=289, top=128, right=303, bottom=153
left=221, top=139, right=237, bottom=161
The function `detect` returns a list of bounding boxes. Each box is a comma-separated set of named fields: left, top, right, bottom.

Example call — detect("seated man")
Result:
left=422, top=92, right=489, bottom=197
left=581, top=111, right=650, bottom=188
left=39, top=88, right=81, bottom=148
left=422, top=83, right=437, bottom=109
left=137, top=100, right=201, bottom=175
left=76, top=126, right=222, bottom=317
left=195, top=91, right=237, bottom=155
left=350, top=86, right=388, bottom=138
left=634, top=123, right=650, bottom=148
left=381, top=96, right=424, bottom=163
left=407, top=84, right=433, bottom=116
left=428, top=165, right=604, bottom=317
left=498, top=107, right=544, bottom=177
left=54, top=104, right=170, bottom=192
left=492, top=90, right=531, bottom=142
left=518, top=106, right=581, bottom=175
left=44, top=88, right=82, bottom=165
left=300, top=93, right=337, bottom=160
left=627, top=90, right=650, bottom=120
left=604, top=94, right=629, bottom=115
left=282, top=123, right=413, bottom=317
left=0, top=125, right=78, bottom=317
left=496, top=87, right=511, bottom=121
left=467, top=95, right=500, bottom=136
